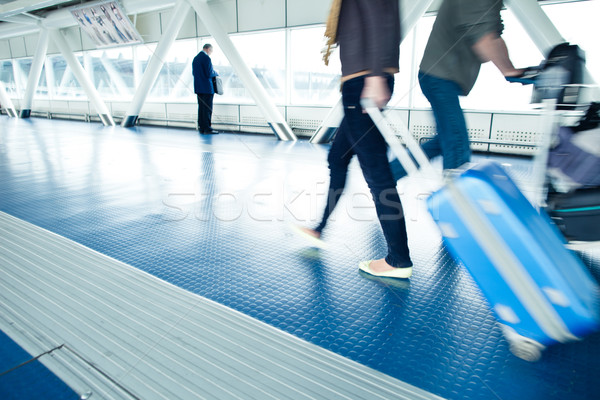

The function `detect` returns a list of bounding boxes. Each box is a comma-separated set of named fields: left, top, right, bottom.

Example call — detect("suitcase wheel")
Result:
left=501, top=324, right=545, bottom=362
left=509, top=338, right=544, bottom=362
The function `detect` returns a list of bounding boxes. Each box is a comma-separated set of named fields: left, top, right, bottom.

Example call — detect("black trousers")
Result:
left=315, top=74, right=412, bottom=269
left=197, top=93, right=214, bottom=133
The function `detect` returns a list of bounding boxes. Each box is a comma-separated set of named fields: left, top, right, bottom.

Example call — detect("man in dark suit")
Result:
left=192, top=43, right=219, bottom=134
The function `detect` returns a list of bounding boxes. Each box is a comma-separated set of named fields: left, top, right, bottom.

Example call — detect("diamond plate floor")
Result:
left=1, top=116, right=599, bottom=400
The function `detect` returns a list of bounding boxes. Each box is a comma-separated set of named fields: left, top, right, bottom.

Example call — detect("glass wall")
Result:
left=13, top=58, right=32, bottom=97
left=155, top=39, right=196, bottom=102
left=85, top=47, right=135, bottom=100
left=46, top=54, right=85, bottom=99
left=0, top=60, right=16, bottom=95
left=543, top=1, right=599, bottom=78
left=227, top=30, right=286, bottom=104
left=0, top=0, right=597, bottom=111
left=289, top=26, right=341, bottom=106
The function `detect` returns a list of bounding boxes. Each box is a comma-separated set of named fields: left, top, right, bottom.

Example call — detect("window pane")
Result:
left=135, top=43, right=156, bottom=90
left=85, top=47, right=135, bottom=100
left=543, top=1, right=600, bottom=81
left=35, top=64, right=49, bottom=98
left=47, top=54, right=85, bottom=99
left=391, top=24, right=419, bottom=109
left=228, top=31, right=286, bottom=104
left=290, top=26, right=341, bottom=106
left=14, top=58, right=32, bottom=97
left=149, top=39, right=196, bottom=101
left=410, top=14, right=435, bottom=109
left=0, top=60, right=16, bottom=95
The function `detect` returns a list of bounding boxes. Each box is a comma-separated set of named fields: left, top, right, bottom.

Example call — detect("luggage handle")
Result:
left=361, top=98, right=442, bottom=182
left=531, top=99, right=559, bottom=208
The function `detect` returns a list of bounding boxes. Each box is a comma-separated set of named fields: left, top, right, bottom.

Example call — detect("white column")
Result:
left=50, top=29, right=115, bottom=126
left=400, top=0, right=437, bottom=38
left=505, top=0, right=564, bottom=55
left=20, top=28, right=49, bottom=118
left=310, top=0, right=436, bottom=143
left=187, top=0, right=296, bottom=141
left=122, top=0, right=191, bottom=127
left=309, top=101, right=343, bottom=144
left=0, top=81, right=18, bottom=117
left=505, top=0, right=599, bottom=100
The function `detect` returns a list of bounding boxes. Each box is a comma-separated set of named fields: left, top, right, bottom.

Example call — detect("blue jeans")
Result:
left=315, top=75, right=412, bottom=269
left=391, top=72, right=470, bottom=180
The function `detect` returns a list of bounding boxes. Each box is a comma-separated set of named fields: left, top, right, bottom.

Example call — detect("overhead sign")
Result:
left=70, top=1, right=143, bottom=48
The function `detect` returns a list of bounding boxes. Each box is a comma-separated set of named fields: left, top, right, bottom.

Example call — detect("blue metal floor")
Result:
left=0, top=331, right=78, bottom=400
left=1, top=116, right=599, bottom=400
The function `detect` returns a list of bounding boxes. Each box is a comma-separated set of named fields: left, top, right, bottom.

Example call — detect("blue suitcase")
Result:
left=361, top=100, right=600, bottom=361
left=427, top=162, right=600, bottom=361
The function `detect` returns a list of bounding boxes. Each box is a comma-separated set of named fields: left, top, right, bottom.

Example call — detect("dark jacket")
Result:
left=192, top=51, right=218, bottom=94
left=336, top=0, right=400, bottom=78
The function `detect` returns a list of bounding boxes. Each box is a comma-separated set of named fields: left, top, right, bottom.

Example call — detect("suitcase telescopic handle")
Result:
left=361, top=98, right=441, bottom=182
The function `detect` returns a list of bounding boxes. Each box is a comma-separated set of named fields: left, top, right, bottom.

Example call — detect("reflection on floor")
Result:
left=1, top=116, right=599, bottom=400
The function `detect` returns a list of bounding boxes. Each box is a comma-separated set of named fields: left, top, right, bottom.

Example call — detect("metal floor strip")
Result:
left=0, top=211, right=444, bottom=400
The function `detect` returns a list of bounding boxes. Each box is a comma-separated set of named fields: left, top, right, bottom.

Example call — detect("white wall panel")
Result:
left=464, top=111, right=492, bottom=152
left=408, top=109, right=492, bottom=152
left=180, top=9, right=199, bottom=40
left=136, top=12, right=163, bottom=43
left=408, top=109, right=436, bottom=145
left=159, top=8, right=197, bottom=40
left=140, top=102, right=167, bottom=119
left=287, top=106, right=330, bottom=137
left=384, top=108, right=411, bottom=139
left=240, top=104, right=284, bottom=134
left=213, top=103, right=241, bottom=131
left=8, top=37, right=26, bottom=58
left=238, top=0, right=285, bottom=32
left=110, top=101, right=130, bottom=117
left=68, top=100, right=90, bottom=116
left=287, top=0, right=329, bottom=27
left=31, top=99, right=50, bottom=112
left=48, top=27, right=84, bottom=55
left=489, top=112, right=542, bottom=155
left=64, top=27, right=84, bottom=53
left=166, top=102, right=197, bottom=121
left=47, top=34, right=59, bottom=55
left=79, top=26, right=97, bottom=51
left=50, top=100, right=70, bottom=114
left=196, top=0, right=238, bottom=36
left=23, top=34, right=40, bottom=57
left=0, top=39, right=11, bottom=59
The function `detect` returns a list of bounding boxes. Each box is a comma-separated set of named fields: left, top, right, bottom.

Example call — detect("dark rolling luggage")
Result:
left=530, top=42, right=586, bottom=108
left=544, top=102, right=600, bottom=241
left=547, top=188, right=600, bottom=242
left=512, top=43, right=600, bottom=243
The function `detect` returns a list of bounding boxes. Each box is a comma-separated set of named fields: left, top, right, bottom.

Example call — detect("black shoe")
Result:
left=204, top=130, right=219, bottom=134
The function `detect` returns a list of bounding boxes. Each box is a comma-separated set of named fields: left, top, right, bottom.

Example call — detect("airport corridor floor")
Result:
left=1, top=116, right=599, bottom=400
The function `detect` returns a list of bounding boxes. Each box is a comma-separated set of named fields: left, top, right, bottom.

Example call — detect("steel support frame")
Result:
left=122, top=0, right=192, bottom=127
left=50, top=29, right=115, bottom=126
left=20, top=27, right=49, bottom=118
left=187, top=0, right=296, bottom=141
